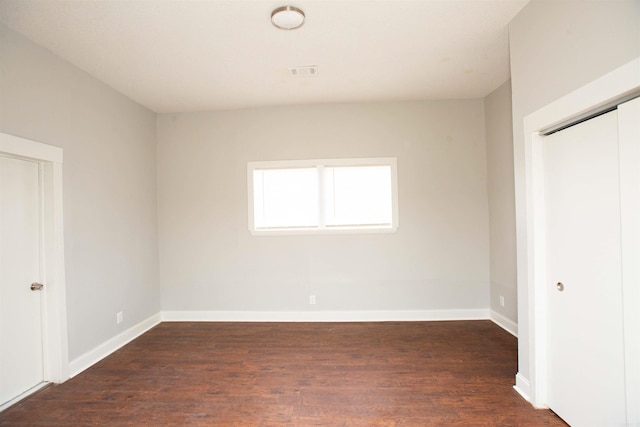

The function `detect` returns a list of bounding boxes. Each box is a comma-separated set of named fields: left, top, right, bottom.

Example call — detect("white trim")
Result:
left=514, top=373, right=534, bottom=406
left=248, top=157, right=397, bottom=170
left=0, top=133, right=62, bottom=163
left=62, top=310, right=504, bottom=380
left=618, top=97, right=640, bottom=425
left=490, top=310, right=518, bottom=337
left=518, top=57, right=640, bottom=410
left=0, top=382, right=49, bottom=413
left=161, top=309, right=490, bottom=323
left=248, top=226, right=398, bottom=237
left=68, top=313, right=162, bottom=378
left=0, top=133, right=68, bottom=386
left=247, top=157, right=399, bottom=236
left=523, top=58, right=640, bottom=133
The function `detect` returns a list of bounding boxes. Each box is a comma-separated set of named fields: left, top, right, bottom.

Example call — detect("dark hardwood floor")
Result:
left=1, top=321, right=566, bottom=426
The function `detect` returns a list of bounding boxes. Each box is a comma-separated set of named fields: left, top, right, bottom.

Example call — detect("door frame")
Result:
left=0, top=133, right=68, bottom=396
left=516, top=56, right=640, bottom=423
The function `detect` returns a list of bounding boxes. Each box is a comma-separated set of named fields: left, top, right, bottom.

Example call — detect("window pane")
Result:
left=254, top=168, right=318, bottom=228
left=248, top=158, right=397, bottom=235
left=324, top=165, right=392, bottom=226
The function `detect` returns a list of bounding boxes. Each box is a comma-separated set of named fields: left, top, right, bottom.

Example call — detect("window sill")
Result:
left=249, top=225, right=398, bottom=236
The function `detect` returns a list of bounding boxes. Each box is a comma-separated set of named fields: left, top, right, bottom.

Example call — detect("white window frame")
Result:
left=247, top=157, right=399, bottom=236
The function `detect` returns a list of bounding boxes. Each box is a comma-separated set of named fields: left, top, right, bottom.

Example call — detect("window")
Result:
left=248, top=158, right=398, bottom=235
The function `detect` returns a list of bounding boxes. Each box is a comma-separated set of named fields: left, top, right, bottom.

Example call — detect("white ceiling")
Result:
left=0, top=0, right=529, bottom=113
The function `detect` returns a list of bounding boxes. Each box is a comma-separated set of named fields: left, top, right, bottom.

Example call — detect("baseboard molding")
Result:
left=66, top=309, right=493, bottom=379
left=514, top=372, right=532, bottom=403
left=490, top=310, right=518, bottom=337
left=0, top=382, right=49, bottom=413
left=161, top=309, right=490, bottom=322
left=68, top=313, right=162, bottom=378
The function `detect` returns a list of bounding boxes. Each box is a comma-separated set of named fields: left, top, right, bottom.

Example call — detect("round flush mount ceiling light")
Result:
left=271, top=6, right=305, bottom=30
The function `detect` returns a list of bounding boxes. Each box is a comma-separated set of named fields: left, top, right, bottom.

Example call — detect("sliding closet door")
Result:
left=543, top=109, right=626, bottom=426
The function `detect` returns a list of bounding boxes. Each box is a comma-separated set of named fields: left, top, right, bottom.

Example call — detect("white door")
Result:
left=544, top=110, right=627, bottom=426
left=0, top=155, right=45, bottom=406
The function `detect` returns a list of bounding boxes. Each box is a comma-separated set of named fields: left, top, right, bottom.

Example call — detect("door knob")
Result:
left=30, top=282, right=44, bottom=291
left=556, top=282, right=564, bottom=292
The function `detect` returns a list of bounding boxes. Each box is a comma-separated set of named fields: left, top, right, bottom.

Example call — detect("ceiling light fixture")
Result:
left=271, top=6, right=305, bottom=30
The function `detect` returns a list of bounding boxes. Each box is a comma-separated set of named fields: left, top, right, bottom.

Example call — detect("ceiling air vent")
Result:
left=289, top=66, right=318, bottom=76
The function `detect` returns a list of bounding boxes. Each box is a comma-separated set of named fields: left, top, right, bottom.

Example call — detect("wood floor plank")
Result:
left=0, top=321, right=566, bottom=426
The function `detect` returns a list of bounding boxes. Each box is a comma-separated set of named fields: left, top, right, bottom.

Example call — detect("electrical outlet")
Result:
left=309, top=295, right=316, bottom=305
left=116, top=311, right=123, bottom=324
left=499, top=296, right=505, bottom=307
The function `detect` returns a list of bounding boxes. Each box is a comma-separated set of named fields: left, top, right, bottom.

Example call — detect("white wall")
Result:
left=158, top=101, right=490, bottom=317
left=509, top=0, right=640, bottom=394
left=0, top=24, right=160, bottom=361
left=484, top=81, right=516, bottom=326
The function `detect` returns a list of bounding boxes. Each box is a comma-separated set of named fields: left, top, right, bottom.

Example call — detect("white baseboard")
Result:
left=66, top=309, right=493, bottom=379
left=514, top=372, right=532, bottom=403
left=161, top=309, right=490, bottom=322
left=0, top=382, right=49, bottom=413
left=68, top=313, right=162, bottom=378
left=490, top=309, right=518, bottom=337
